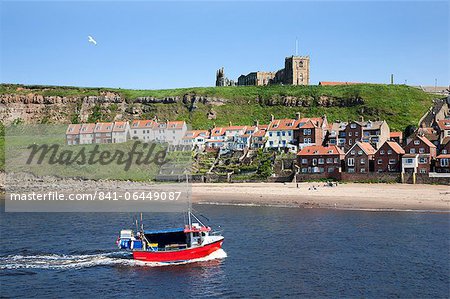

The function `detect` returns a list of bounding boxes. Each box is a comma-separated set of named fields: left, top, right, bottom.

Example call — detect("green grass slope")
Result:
left=1, top=83, right=436, bottom=131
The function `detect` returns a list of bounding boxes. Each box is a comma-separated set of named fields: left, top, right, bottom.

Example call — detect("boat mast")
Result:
left=186, top=173, right=192, bottom=229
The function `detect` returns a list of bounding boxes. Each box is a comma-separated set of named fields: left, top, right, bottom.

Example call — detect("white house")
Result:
left=265, top=119, right=297, bottom=150
left=112, top=121, right=131, bottom=143
left=79, top=123, right=96, bottom=144
left=182, top=130, right=210, bottom=150
left=130, top=120, right=156, bottom=142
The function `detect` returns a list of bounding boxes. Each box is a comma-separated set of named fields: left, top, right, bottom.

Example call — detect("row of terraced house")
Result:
left=66, top=113, right=450, bottom=175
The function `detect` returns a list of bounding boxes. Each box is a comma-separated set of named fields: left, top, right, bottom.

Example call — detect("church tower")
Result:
left=283, top=56, right=310, bottom=85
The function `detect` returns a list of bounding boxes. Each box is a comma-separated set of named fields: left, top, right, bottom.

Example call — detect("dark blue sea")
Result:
left=1, top=203, right=449, bottom=298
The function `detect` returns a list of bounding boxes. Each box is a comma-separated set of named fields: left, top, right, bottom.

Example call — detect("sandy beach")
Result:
left=192, top=182, right=450, bottom=212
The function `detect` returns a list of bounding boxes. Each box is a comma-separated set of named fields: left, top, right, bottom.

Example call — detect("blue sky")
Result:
left=1, top=1, right=448, bottom=89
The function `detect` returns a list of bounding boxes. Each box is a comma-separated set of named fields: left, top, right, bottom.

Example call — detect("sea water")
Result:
left=1, top=203, right=449, bottom=298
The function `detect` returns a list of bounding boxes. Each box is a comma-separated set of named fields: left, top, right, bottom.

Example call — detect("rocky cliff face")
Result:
left=0, top=89, right=363, bottom=125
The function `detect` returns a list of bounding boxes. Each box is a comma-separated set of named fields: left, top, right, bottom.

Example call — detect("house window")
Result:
left=282, top=131, right=286, bottom=136
left=305, top=138, right=312, bottom=143
left=389, top=159, right=396, bottom=164
left=318, top=158, right=324, bottom=164
left=410, top=149, right=416, bottom=154
left=419, top=157, right=427, bottom=164
left=355, top=132, right=359, bottom=137
left=351, top=150, right=356, bottom=155
left=312, top=159, right=317, bottom=166
left=302, top=168, right=307, bottom=173
left=277, top=132, right=281, bottom=137
left=302, top=159, right=308, bottom=164
left=414, top=140, right=420, bottom=145
left=442, top=150, right=448, bottom=154
left=348, top=168, right=355, bottom=173
left=441, top=159, right=449, bottom=167
left=328, top=167, right=334, bottom=173
left=269, top=132, right=273, bottom=137
left=419, top=169, right=427, bottom=174
left=358, top=150, right=363, bottom=155
left=360, top=158, right=366, bottom=164
left=350, top=124, right=356, bottom=129
left=387, top=150, right=392, bottom=155
left=406, top=158, right=413, bottom=164
left=380, top=150, right=385, bottom=155
left=419, top=148, right=425, bottom=154
left=378, top=159, right=382, bottom=164
left=269, top=141, right=274, bottom=146
left=349, top=140, right=353, bottom=145
left=288, top=131, right=292, bottom=136
left=327, top=158, right=333, bottom=164
left=360, top=168, right=366, bottom=173
left=347, top=158, right=355, bottom=166
left=304, top=129, right=311, bottom=135
left=349, top=132, right=352, bottom=137
left=334, top=158, right=339, bottom=163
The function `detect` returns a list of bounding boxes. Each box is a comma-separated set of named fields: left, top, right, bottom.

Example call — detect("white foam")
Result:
left=0, top=249, right=227, bottom=270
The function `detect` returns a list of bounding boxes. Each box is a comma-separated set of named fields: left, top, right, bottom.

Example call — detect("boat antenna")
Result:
left=140, top=213, right=143, bottom=232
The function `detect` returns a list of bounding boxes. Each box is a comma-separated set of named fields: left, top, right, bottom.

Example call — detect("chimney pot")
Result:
left=295, top=112, right=301, bottom=120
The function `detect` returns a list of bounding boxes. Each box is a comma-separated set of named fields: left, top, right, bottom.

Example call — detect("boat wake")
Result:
left=0, top=249, right=227, bottom=270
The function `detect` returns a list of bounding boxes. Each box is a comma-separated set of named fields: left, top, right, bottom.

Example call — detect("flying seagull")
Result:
left=88, top=35, right=97, bottom=45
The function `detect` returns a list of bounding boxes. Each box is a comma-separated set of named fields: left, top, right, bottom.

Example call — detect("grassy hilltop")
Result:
left=0, top=83, right=436, bottom=132
left=0, top=83, right=438, bottom=173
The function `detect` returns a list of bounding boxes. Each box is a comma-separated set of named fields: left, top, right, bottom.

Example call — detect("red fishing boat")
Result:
left=117, top=211, right=224, bottom=263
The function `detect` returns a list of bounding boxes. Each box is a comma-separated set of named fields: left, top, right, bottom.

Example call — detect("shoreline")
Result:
left=192, top=182, right=450, bottom=212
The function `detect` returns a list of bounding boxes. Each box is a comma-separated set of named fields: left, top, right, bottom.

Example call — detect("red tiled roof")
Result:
left=299, top=120, right=317, bottom=129
left=113, top=121, right=128, bottom=132
left=211, top=127, right=226, bottom=137
left=252, top=130, right=267, bottom=137
left=80, top=123, right=95, bottom=134
left=348, top=141, right=376, bottom=155
left=183, top=130, right=209, bottom=139
left=437, top=154, right=450, bottom=159
left=167, top=121, right=186, bottom=130
left=385, top=141, right=405, bottom=154
left=297, top=117, right=324, bottom=128
left=297, top=145, right=344, bottom=156
left=437, top=119, right=450, bottom=131
left=66, top=124, right=81, bottom=135
left=318, top=81, right=362, bottom=86
left=390, top=131, right=403, bottom=138
left=417, top=135, right=436, bottom=148
left=268, top=119, right=296, bottom=131
left=94, top=122, right=113, bottom=133
left=131, top=120, right=156, bottom=129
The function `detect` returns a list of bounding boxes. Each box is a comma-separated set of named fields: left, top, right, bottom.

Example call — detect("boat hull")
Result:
left=132, top=238, right=224, bottom=262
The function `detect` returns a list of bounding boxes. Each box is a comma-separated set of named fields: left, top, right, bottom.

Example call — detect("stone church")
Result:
left=215, top=55, right=310, bottom=87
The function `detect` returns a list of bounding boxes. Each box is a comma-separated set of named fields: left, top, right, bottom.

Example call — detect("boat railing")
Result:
left=211, top=230, right=223, bottom=236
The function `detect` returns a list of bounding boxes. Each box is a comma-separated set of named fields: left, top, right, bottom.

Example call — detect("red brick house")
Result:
left=435, top=140, right=450, bottom=173
left=345, top=142, right=376, bottom=173
left=294, top=116, right=328, bottom=150
left=374, top=141, right=405, bottom=173
left=297, top=145, right=344, bottom=174
left=402, top=135, right=437, bottom=174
